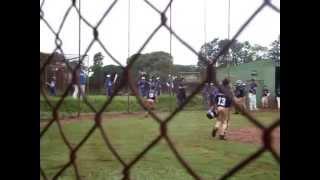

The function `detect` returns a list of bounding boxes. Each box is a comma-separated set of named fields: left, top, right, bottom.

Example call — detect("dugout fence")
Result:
left=40, top=0, right=280, bottom=179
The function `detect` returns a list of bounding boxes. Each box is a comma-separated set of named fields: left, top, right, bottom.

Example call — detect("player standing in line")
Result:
left=155, top=77, right=162, bottom=97
left=73, top=68, right=87, bottom=99
left=234, top=80, right=246, bottom=114
left=137, top=76, right=148, bottom=98
left=46, top=76, right=57, bottom=96
left=276, top=86, right=280, bottom=110
left=148, top=77, right=155, bottom=95
left=144, top=85, right=157, bottom=117
left=261, top=86, right=271, bottom=109
left=105, top=74, right=113, bottom=97
left=79, top=69, right=87, bottom=99
left=176, top=82, right=187, bottom=107
left=248, top=78, right=258, bottom=111
left=207, top=78, right=232, bottom=140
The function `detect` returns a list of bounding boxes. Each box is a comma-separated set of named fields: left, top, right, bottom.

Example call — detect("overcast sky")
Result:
left=40, top=0, right=280, bottom=66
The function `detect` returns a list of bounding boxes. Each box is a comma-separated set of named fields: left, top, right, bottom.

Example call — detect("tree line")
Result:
left=198, top=36, right=280, bottom=68
left=40, top=36, right=280, bottom=91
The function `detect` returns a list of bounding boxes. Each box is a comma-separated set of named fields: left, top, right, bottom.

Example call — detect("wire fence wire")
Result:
left=40, top=0, right=280, bottom=179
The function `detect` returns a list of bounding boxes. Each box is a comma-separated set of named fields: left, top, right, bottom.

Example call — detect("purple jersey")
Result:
left=249, top=82, right=257, bottom=94
left=79, top=71, right=86, bottom=85
left=234, top=86, right=245, bottom=98
left=138, top=79, right=146, bottom=88
left=215, top=93, right=232, bottom=108
left=49, top=80, right=56, bottom=88
left=106, top=78, right=113, bottom=87
left=276, top=88, right=280, bottom=97
left=263, top=89, right=269, bottom=96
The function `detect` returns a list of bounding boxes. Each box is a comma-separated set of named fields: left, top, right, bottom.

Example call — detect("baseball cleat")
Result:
left=212, top=128, right=218, bottom=138
left=219, top=134, right=226, bottom=140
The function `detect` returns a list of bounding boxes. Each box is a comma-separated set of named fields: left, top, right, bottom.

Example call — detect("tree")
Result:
left=268, top=35, right=280, bottom=62
left=241, top=41, right=254, bottom=63
left=198, top=38, right=246, bottom=68
left=230, top=41, right=244, bottom=66
left=91, top=52, right=104, bottom=72
left=198, top=38, right=271, bottom=68
left=173, top=65, right=199, bottom=73
left=198, top=38, right=225, bottom=68
left=89, top=52, right=105, bottom=90
left=127, top=51, right=174, bottom=81
left=251, top=44, right=269, bottom=61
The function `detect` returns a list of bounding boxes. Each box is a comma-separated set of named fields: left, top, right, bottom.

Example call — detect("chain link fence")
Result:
left=40, top=0, right=280, bottom=179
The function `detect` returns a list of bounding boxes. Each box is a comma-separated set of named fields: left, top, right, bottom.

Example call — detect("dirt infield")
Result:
left=227, top=127, right=280, bottom=153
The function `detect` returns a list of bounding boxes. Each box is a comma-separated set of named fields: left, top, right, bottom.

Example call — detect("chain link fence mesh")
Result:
left=40, top=0, right=280, bottom=179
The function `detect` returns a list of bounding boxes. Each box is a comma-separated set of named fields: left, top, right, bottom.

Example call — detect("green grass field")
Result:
left=41, top=111, right=280, bottom=180
left=40, top=95, right=205, bottom=120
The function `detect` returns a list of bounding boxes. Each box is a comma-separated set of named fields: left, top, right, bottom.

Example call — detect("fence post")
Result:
left=127, top=85, right=130, bottom=113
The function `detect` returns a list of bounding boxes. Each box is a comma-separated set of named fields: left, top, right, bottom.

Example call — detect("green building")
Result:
left=216, top=60, right=280, bottom=107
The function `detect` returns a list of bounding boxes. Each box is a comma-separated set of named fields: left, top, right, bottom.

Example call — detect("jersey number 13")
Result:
left=217, top=97, right=226, bottom=106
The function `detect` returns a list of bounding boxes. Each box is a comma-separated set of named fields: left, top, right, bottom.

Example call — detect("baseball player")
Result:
left=248, top=79, right=258, bottom=111
left=79, top=69, right=87, bottom=98
left=276, top=86, right=280, bottom=110
left=207, top=78, right=232, bottom=140
left=72, top=69, right=87, bottom=99
left=206, top=82, right=219, bottom=119
left=105, top=74, right=113, bottom=97
left=234, top=80, right=247, bottom=114
left=46, top=76, right=56, bottom=96
left=176, top=83, right=187, bottom=107
left=166, top=74, right=174, bottom=95
left=261, top=86, right=271, bottom=108
left=137, top=76, right=148, bottom=98
left=144, top=85, right=157, bottom=117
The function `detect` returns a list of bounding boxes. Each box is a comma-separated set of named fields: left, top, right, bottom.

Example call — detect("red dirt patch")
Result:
left=227, top=127, right=280, bottom=154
